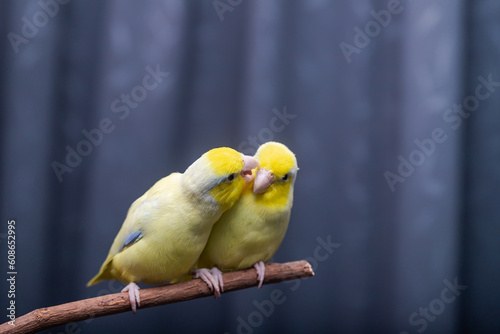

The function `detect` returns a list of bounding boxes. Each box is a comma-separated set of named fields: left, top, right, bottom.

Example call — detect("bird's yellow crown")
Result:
left=256, top=142, right=297, bottom=176
left=254, top=142, right=298, bottom=208
left=205, top=147, right=244, bottom=176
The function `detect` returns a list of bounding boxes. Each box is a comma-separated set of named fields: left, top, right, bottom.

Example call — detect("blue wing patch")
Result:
left=120, top=231, right=143, bottom=252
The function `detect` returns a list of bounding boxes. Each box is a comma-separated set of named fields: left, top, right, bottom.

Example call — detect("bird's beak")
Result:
left=241, top=155, right=259, bottom=183
left=253, top=168, right=274, bottom=194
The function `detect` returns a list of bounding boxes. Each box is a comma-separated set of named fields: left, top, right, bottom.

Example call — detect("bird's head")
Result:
left=184, top=147, right=259, bottom=211
left=253, top=142, right=298, bottom=208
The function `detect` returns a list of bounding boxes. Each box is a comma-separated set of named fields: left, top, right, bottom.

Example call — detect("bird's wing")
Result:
left=104, top=174, right=179, bottom=261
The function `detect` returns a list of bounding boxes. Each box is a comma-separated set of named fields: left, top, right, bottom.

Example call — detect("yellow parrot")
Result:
left=87, top=147, right=259, bottom=312
left=197, top=141, right=298, bottom=295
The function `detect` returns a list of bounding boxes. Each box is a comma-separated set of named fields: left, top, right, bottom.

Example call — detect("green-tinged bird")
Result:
left=197, top=142, right=298, bottom=294
left=87, top=147, right=259, bottom=312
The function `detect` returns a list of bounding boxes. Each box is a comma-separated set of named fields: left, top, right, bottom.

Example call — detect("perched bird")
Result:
left=87, top=147, right=259, bottom=312
left=197, top=141, right=298, bottom=293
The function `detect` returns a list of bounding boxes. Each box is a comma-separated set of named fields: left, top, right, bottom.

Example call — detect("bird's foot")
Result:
left=210, top=267, right=224, bottom=295
left=254, top=261, right=266, bottom=289
left=122, top=282, right=141, bottom=314
left=194, top=268, right=221, bottom=298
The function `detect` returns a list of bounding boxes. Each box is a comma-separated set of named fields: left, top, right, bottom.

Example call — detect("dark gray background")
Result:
left=1, top=0, right=499, bottom=333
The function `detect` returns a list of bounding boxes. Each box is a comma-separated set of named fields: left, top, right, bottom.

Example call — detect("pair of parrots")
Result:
left=87, top=141, right=298, bottom=313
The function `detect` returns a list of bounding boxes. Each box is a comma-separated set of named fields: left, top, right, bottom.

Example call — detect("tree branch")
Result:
left=1, top=260, right=314, bottom=334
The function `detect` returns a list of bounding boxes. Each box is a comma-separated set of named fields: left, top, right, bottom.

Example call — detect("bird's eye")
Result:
left=281, top=174, right=289, bottom=181
left=227, top=173, right=236, bottom=182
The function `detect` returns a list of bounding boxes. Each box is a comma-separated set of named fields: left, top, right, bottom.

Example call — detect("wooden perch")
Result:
left=0, top=260, right=313, bottom=334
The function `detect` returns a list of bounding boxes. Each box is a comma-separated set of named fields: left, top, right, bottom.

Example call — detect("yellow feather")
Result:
left=87, top=147, right=253, bottom=287
left=206, top=148, right=244, bottom=176
left=198, top=142, right=298, bottom=271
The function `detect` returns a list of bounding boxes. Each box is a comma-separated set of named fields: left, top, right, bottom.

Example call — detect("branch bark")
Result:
left=0, top=260, right=314, bottom=334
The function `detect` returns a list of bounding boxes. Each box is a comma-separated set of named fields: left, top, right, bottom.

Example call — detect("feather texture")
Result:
left=198, top=142, right=298, bottom=272
left=87, top=148, right=258, bottom=288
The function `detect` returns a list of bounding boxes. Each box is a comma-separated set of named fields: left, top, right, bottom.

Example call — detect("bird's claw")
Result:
left=122, top=282, right=141, bottom=314
left=254, top=261, right=266, bottom=289
left=210, top=267, right=224, bottom=294
left=194, top=268, right=221, bottom=298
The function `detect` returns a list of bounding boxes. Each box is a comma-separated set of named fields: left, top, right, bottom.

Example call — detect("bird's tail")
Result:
left=86, top=260, right=113, bottom=287
left=86, top=273, right=104, bottom=287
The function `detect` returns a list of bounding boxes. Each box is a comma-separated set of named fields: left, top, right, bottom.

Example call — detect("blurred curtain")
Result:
left=1, top=0, right=499, bottom=333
